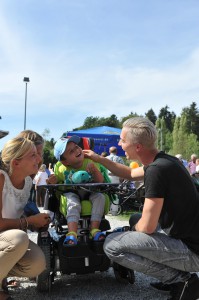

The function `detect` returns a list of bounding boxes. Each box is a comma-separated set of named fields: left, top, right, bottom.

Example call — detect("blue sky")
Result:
left=1, top=0, right=199, bottom=150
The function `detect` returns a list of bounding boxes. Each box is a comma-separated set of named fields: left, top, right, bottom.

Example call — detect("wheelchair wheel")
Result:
left=36, top=231, right=52, bottom=293
left=113, top=262, right=135, bottom=284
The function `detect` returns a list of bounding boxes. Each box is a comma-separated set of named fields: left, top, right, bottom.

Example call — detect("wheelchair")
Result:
left=36, top=182, right=135, bottom=293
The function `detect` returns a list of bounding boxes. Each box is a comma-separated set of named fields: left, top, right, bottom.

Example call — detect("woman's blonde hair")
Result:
left=0, top=137, right=35, bottom=175
left=39, top=164, right=46, bottom=172
left=123, top=117, right=157, bottom=149
left=17, top=130, right=44, bottom=146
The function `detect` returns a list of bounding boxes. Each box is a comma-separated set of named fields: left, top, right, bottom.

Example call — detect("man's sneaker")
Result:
left=150, top=281, right=171, bottom=294
left=168, top=273, right=199, bottom=300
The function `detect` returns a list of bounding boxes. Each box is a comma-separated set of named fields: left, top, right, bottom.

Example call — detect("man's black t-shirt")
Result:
left=144, top=151, right=199, bottom=255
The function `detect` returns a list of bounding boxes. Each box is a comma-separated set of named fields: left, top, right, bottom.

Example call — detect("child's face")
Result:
left=61, top=142, right=84, bottom=168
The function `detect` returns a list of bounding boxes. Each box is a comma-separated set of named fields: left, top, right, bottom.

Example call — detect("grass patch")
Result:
left=111, top=210, right=140, bottom=221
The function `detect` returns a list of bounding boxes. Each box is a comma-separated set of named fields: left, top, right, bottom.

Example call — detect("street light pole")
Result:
left=23, top=77, right=30, bottom=130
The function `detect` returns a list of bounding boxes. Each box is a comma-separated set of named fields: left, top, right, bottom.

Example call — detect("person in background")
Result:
left=48, top=163, right=54, bottom=174
left=106, top=146, right=124, bottom=164
left=83, top=117, right=199, bottom=300
left=188, top=153, right=197, bottom=175
left=35, top=164, right=48, bottom=207
left=45, top=165, right=51, bottom=177
left=196, top=158, right=199, bottom=173
left=106, top=146, right=124, bottom=183
left=0, top=137, right=50, bottom=300
left=175, top=154, right=189, bottom=171
left=30, top=176, right=37, bottom=203
left=101, top=151, right=108, bottom=157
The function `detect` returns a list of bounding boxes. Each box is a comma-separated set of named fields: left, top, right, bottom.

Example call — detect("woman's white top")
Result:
left=1, top=170, right=32, bottom=218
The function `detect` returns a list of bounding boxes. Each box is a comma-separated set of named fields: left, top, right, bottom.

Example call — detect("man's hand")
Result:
left=83, top=150, right=101, bottom=163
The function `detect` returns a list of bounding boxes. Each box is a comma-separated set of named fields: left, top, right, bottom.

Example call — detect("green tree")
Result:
left=103, top=114, right=120, bottom=127
left=73, top=115, right=120, bottom=130
left=42, top=129, right=57, bottom=166
left=145, top=109, right=157, bottom=124
left=75, top=116, right=100, bottom=130
left=181, top=102, right=199, bottom=140
left=171, top=113, right=199, bottom=159
left=156, top=118, right=167, bottom=151
left=158, top=105, right=176, bottom=132
left=42, top=128, right=50, bottom=140
left=186, top=134, right=199, bottom=158
left=172, top=117, right=181, bottom=155
left=119, top=112, right=140, bottom=126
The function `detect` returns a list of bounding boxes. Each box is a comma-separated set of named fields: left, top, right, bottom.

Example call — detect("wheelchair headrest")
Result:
left=67, top=136, right=94, bottom=150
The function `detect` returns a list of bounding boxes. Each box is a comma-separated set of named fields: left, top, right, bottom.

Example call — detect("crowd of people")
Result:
left=0, top=117, right=199, bottom=300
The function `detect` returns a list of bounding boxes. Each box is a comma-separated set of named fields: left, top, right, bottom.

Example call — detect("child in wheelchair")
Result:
left=48, top=135, right=107, bottom=245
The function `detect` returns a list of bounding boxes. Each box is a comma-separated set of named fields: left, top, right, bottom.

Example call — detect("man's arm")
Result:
left=83, top=149, right=144, bottom=181
left=134, top=198, right=164, bottom=234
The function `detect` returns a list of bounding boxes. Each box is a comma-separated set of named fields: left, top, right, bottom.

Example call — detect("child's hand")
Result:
left=86, top=163, right=98, bottom=174
left=47, top=174, right=57, bottom=184
left=86, top=163, right=104, bottom=183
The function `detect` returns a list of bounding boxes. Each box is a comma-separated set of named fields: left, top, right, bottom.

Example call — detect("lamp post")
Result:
left=23, top=77, right=30, bottom=130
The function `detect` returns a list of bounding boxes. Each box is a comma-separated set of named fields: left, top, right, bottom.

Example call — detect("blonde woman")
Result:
left=0, top=137, right=50, bottom=300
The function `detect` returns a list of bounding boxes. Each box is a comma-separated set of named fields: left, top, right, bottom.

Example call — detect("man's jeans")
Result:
left=104, top=224, right=199, bottom=284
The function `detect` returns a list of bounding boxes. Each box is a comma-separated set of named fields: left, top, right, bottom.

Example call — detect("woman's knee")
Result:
left=2, top=229, right=29, bottom=254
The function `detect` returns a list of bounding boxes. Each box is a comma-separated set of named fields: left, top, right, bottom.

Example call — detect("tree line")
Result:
left=42, top=101, right=199, bottom=165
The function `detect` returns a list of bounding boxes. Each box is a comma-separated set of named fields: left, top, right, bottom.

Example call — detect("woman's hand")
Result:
left=28, top=213, right=51, bottom=229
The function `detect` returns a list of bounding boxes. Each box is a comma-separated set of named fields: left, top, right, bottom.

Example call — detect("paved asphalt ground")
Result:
left=7, top=215, right=199, bottom=300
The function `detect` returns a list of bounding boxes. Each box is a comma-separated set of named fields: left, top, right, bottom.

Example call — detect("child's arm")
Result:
left=86, top=163, right=104, bottom=183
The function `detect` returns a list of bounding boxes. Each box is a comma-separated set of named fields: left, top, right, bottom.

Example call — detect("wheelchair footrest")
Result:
left=58, top=236, right=110, bottom=274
